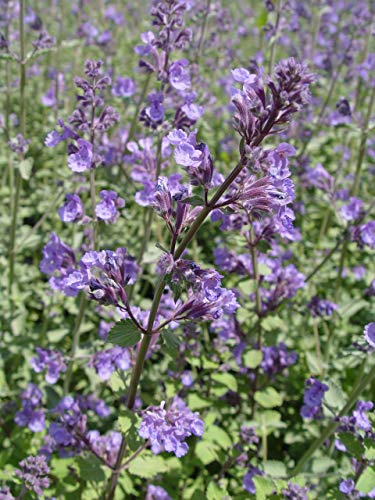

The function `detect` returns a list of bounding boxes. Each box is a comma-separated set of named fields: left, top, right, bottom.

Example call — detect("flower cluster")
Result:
left=307, top=296, right=338, bottom=317
left=88, top=346, right=131, bottom=381
left=139, top=397, right=204, bottom=457
left=14, top=455, right=50, bottom=496
left=167, top=259, right=239, bottom=322
left=300, top=377, right=329, bottom=419
left=30, top=348, right=67, bottom=384
left=15, top=384, right=45, bottom=433
left=261, top=343, right=298, bottom=378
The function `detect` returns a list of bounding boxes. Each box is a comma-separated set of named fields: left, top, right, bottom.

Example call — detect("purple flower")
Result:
left=88, top=347, right=131, bottom=381
left=30, top=348, right=66, bottom=384
left=352, top=221, right=375, bottom=249
left=81, top=247, right=139, bottom=305
left=169, top=59, right=190, bottom=91
left=139, top=397, right=204, bottom=457
left=95, top=190, right=125, bottom=223
left=364, top=323, right=375, bottom=348
left=141, top=91, right=165, bottom=127
left=39, top=233, right=75, bottom=275
left=146, top=485, right=172, bottom=500
left=86, top=431, right=122, bottom=466
left=112, top=76, right=135, bottom=98
left=15, top=384, right=45, bottom=433
left=308, top=296, right=338, bottom=317
left=243, top=465, right=263, bottom=494
left=339, top=479, right=355, bottom=494
left=14, top=455, right=50, bottom=496
left=268, top=143, right=296, bottom=179
left=301, top=163, right=334, bottom=192
left=301, top=377, right=328, bottom=420
left=282, top=483, right=309, bottom=499
left=341, top=197, right=363, bottom=221
left=8, top=134, right=30, bottom=155
left=32, top=29, right=55, bottom=50
left=0, top=486, right=14, bottom=499
left=58, top=194, right=85, bottom=223
left=45, top=119, right=79, bottom=147
left=352, top=401, right=374, bottom=431
left=68, top=139, right=93, bottom=172
left=261, top=343, right=298, bottom=378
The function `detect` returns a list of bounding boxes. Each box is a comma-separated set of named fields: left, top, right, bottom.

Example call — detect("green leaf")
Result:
left=188, top=394, right=211, bottom=410
left=195, top=441, right=219, bottom=464
left=338, top=432, right=365, bottom=460
left=204, top=426, right=232, bottom=449
left=181, top=196, right=205, bottom=206
left=254, top=476, right=275, bottom=500
left=162, top=329, right=179, bottom=357
left=365, top=439, right=375, bottom=460
left=128, top=453, right=169, bottom=478
left=18, top=158, right=33, bottom=180
left=356, top=466, right=375, bottom=495
left=106, top=320, right=141, bottom=347
left=324, top=380, right=345, bottom=409
left=256, top=9, right=268, bottom=28
left=340, top=300, right=368, bottom=319
left=206, top=481, right=227, bottom=500
left=211, top=372, right=238, bottom=392
left=243, top=349, right=263, bottom=369
left=262, top=460, right=287, bottom=478
left=76, top=457, right=106, bottom=483
left=255, top=387, right=283, bottom=408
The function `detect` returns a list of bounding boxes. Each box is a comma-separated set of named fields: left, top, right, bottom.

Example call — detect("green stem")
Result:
left=268, top=0, right=282, bottom=75
left=305, top=239, right=342, bottom=282
left=195, top=0, right=211, bottom=63
left=63, top=295, right=87, bottom=395
left=334, top=83, right=375, bottom=300
left=8, top=0, right=26, bottom=294
left=290, top=360, right=375, bottom=477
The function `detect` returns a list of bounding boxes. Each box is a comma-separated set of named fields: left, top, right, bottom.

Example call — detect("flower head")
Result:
left=139, top=397, right=204, bottom=457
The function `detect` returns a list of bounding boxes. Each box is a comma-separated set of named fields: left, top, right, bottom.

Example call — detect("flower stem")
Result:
left=63, top=294, right=87, bottom=395
left=334, top=82, right=375, bottom=300
left=8, top=0, right=26, bottom=294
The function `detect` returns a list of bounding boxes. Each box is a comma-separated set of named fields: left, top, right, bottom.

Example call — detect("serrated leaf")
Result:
left=211, top=372, right=238, bottom=392
left=181, top=196, right=205, bottom=206
left=128, top=453, right=169, bottom=478
left=255, top=387, right=282, bottom=408
left=162, top=329, right=179, bottom=357
left=243, top=349, right=263, bottom=369
left=338, top=432, right=365, bottom=459
left=107, top=320, right=141, bottom=347
left=356, top=466, right=375, bottom=494
left=76, top=457, right=105, bottom=482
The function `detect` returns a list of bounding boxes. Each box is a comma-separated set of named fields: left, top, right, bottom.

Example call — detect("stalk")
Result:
left=63, top=295, right=88, bottom=395
left=334, top=83, right=375, bottom=300
left=268, top=0, right=283, bottom=75
left=8, top=0, right=26, bottom=294
left=195, top=0, right=211, bottom=64
left=290, top=361, right=375, bottom=477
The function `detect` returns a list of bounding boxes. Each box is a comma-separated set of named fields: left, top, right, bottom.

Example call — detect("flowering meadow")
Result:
left=1, top=0, right=375, bottom=498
